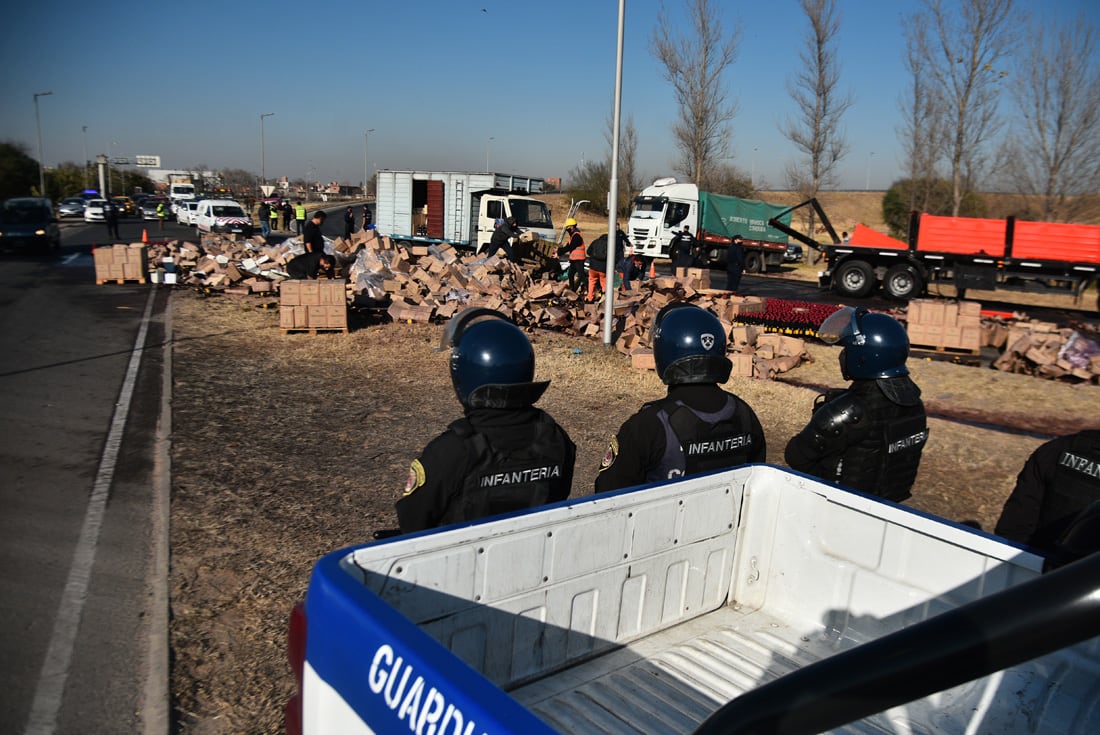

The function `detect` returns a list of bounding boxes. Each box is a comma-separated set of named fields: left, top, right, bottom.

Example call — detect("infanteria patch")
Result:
left=701, top=333, right=715, bottom=350
left=403, top=459, right=426, bottom=495
left=1059, top=451, right=1100, bottom=481
left=599, top=436, right=619, bottom=471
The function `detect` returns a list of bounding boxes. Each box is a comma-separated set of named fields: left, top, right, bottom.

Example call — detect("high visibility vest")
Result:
left=567, top=230, right=586, bottom=261
left=295, top=205, right=306, bottom=220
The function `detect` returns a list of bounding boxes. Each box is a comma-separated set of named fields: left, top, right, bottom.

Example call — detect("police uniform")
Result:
left=784, top=376, right=927, bottom=502
left=596, top=383, right=766, bottom=493
left=397, top=406, right=576, bottom=533
left=994, top=430, right=1100, bottom=553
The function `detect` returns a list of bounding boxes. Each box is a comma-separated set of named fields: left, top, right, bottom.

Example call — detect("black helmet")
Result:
left=652, top=303, right=732, bottom=385
left=818, top=306, right=909, bottom=379
left=440, top=308, right=548, bottom=408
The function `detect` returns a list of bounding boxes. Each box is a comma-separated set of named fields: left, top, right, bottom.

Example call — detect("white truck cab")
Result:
left=627, top=178, right=700, bottom=259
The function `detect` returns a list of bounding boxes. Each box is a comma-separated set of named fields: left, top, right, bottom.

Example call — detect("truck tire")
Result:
left=884, top=265, right=923, bottom=301
left=834, top=260, right=876, bottom=298
left=745, top=251, right=764, bottom=274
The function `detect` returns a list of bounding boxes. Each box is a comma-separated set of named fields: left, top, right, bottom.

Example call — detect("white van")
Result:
left=194, top=199, right=253, bottom=236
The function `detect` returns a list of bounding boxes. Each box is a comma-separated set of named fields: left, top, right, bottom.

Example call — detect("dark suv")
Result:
left=0, top=197, right=61, bottom=254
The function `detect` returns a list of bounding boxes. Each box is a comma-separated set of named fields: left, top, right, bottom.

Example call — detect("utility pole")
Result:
left=33, top=91, right=53, bottom=196
left=364, top=128, right=374, bottom=197
left=260, top=112, right=274, bottom=187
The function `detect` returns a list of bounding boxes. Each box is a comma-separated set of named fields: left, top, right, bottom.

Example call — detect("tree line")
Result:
left=571, top=0, right=1100, bottom=232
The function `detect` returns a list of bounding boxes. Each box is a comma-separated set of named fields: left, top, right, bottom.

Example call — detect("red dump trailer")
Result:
left=814, top=212, right=1100, bottom=303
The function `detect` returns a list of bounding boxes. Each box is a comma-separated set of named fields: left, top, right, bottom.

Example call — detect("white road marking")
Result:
left=23, top=287, right=156, bottom=735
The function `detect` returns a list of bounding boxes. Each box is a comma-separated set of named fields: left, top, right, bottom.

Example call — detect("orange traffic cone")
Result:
left=142, top=228, right=149, bottom=243
left=648, top=260, right=657, bottom=279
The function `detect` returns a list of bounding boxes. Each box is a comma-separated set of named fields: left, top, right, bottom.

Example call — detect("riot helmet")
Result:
left=652, top=303, right=732, bottom=385
left=818, top=306, right=910, bottom=379
left=439, top=307, right=548, bottom=408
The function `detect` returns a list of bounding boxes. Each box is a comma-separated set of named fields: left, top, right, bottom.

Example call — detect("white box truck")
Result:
left=374, top=170, right=556, bottom=252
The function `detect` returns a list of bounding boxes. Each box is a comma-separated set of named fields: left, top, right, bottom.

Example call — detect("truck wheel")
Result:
left=744, top=251, right=764, bottom=273
left=884, top=265, right=923, bottom=301
left=834, top=260, right=875, bottom=298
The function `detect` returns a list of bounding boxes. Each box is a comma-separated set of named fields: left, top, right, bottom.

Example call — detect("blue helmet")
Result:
left=442, top=308, right=547, bottom=407
left=652, top=303, right=732, bottom=385
left=818, top=306, right=909, bottom=379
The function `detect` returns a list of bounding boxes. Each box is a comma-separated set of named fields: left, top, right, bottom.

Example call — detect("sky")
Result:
left=3, top=0, right=1098, bottom=193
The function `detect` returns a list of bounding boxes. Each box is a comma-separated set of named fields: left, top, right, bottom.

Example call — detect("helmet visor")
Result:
left=817, top=306, right=866, bottom=345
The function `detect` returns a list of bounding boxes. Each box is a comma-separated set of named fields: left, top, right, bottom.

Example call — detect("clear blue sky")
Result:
left=2, top=0, right=1097, bottom=192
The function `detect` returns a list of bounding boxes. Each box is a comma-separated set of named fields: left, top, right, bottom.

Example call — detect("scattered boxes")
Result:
left=906, top=298, right=982, bottom=353
left=279, top=279, right=348, bottom=333
left=94, top=243, right=148, bottom=284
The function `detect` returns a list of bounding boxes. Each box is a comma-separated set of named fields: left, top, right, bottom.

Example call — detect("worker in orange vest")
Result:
left=557, top=218, right=586, bottom=297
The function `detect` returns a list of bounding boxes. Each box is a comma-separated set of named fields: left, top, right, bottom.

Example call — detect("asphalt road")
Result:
left=0, top=219, right=171, bottom=735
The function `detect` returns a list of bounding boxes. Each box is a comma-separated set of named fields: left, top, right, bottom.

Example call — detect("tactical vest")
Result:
left=649, top=397, right=754, bottom=482
left=1036, top=431, right=1100, bottom=544
left=832, top=387, right=927, bottom=502
left=438, top=413, right=570, bottom=526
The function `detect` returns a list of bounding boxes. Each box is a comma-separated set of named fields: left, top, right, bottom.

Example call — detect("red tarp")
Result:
left=847, top=223, right=907, bottom=250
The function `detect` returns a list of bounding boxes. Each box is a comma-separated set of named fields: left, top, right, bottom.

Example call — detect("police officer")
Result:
left=396, top=308, right=576, bottom=533
left=994, top=429, right=1100, bottom=566
left=785, top=307, right=927, bottom=502
left=670, top=225, right=697, bottom=270
left=595, top=303, right=766, bottom=492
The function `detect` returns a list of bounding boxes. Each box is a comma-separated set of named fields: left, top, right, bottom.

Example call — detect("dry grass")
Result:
left=168, top=286, right=1100, bottom=734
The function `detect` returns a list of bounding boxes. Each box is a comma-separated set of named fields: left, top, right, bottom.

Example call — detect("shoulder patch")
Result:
left=404, top=459, right=426, bottom=495
left=598, top=436, right=619, bottom=472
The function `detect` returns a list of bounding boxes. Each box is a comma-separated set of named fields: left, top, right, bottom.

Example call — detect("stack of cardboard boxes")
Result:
left=906, top=299, right=982, bottom=353
left=279, top=279, right=348, bottom=333
left=93, top=243, right=148, bottom=284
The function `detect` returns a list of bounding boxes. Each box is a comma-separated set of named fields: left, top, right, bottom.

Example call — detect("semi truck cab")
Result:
left=628, top=178, right=700, bottom=259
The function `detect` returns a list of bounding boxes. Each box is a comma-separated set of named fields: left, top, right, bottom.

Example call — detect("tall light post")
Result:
left=363, top=128, right=374, bottom=197
left=751, top=146, right=758, bottom=188
left=260, top=112, right=274, bottom=187
left=486, top=136, right=494, bottom=172
left=865, top=151, right=875, bottom=191
left=33, top=91, right=52, bottom=197
left=82, top=125, right=89, bottom=189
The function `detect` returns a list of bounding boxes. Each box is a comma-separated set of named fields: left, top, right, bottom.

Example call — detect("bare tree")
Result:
left=650, top=0, right=740, bottom=184
left=899, top=21, right=949, bottom=215
left=912, top=0, right=1015, bottom=216
left=999, top=18, right=1100, bottom=221
left=783, top=0, right=853, bottom=198
left=603, top=112, right=640, bottom=217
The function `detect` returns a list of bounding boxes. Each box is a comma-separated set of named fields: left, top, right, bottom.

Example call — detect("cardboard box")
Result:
left=630, top=349, right=655, bottom=371
left=729, top=353, right=755, bottom=377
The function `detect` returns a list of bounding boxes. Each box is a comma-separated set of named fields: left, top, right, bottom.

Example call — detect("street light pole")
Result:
left=260, top=112, right=274, bottom=187
left=486, top=136, right=494, bottom=172
left=866, top=151, right=875, bottom=191
left=82, top=125, right=89, bottom=189
left=33, top=91, right=52, bottom=197
left=364, top=128, right=375, bottom=197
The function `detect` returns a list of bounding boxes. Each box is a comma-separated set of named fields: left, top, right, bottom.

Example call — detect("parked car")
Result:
left=141, top=197, right=169, bottom=221
left=111, top=196, right=136, bottom=217
left=194, top=199, right=254, bottom=236
left=784, top=242, right=804, bottom=263
left=0, top=197, right=61, bottom=253
left=58, top=197, right=86, bottom=218
left=84, top=198, right=108, bottom=222
left=177, top=200, right=201, bottom=226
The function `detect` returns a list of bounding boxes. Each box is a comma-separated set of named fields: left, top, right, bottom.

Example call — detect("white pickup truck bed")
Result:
left=307, top=465, right=1100, bottom=734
